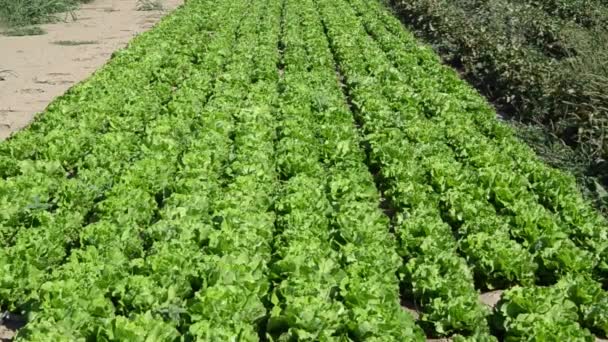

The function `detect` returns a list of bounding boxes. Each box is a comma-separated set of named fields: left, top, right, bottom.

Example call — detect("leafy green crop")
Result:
left=0, top=0, right=606, bottom=340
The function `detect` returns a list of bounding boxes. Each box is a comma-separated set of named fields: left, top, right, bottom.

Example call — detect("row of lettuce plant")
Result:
left=269, top=0, right=348, bottom=336
left=346, top=0, right=601, bottom=283
left=294, top=0, right=425, bottom=339
left=92, top=0, right=276, bottom=338
left=354, top=1, right=608, bottom=273
left=0, top=0, right=228, bottom=245
left=342, top=0, right=608, bottom=339
left=267, top=0, right=424, bottom=339
left=185, top=0, right=282, bottom=339
left=1, top=0, right=235, bottom=310
left=379, top=0, right=608, bottom=244
left=107, top=0, right=261, bottom=338
left=313, top=0, right=493, bottom=338
left=317, top=0, right=608, bottom=339
left=6, top=0, right=255, bottom=339
left=0, top=0, right=235, bottom=306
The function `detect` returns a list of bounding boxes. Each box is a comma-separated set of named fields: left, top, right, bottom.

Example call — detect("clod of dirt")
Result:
left=479, top=289, right=504, bottom=308
left=0, top=70, right=16, bottom=81
left=19, top=89, right=45, bottom=94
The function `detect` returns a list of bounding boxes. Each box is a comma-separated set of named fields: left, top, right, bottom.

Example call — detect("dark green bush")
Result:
left=389, top=0, right=608, bottom=185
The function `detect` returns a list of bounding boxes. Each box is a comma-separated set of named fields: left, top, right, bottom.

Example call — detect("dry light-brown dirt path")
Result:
left=0, top=0, right=183, bottom=141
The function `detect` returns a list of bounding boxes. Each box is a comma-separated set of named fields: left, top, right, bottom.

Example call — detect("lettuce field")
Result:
left=0, top=0, right=607, bottom=340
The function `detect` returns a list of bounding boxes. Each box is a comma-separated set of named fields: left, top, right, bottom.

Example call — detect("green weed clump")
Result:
left=0, top=0, right=94, bottom=28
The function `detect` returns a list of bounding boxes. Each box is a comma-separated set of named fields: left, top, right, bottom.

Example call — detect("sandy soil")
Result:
left=0, top=0, right=183, bottom=140
left=479, top=289, right=504, bottom=308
